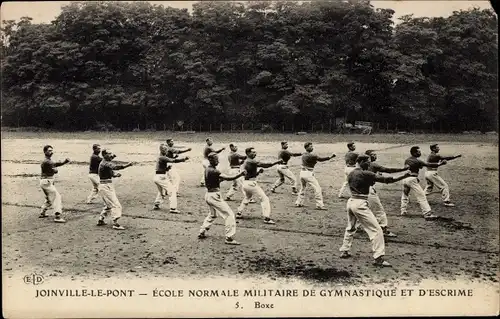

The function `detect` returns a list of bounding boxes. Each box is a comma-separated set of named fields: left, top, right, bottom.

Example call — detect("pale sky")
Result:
left=0, top=1, right=495, bottom=25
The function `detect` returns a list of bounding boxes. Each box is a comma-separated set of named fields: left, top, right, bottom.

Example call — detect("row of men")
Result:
left=37, top=140, right=460, bottom=265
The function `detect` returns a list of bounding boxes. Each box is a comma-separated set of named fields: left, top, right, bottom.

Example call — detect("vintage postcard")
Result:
left=1, top=0, right=499, bottom=317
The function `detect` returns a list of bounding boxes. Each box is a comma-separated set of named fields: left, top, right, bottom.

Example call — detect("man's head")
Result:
left=304, top=142, right=313, bottom=152
left=166, top=138, right=174, bottom=147
left=92, top=144, right=101, bottom=154
left=43, top=145, right=53, bottom=158
left=365, top=149, right=377, bottom=162
left=245, top=147, right=257, bottom=159
left=356, top=154, right=371, bottom=170
left=102, top=149, right=116, bottom=161
left=347, top=142, right=356, bottom=151
left=159, top=143, right=168, bottom=155
left=206, top=138, right=213, bottom=146
left=207, top=152, right=219, bottom=166
left=281, top=141, right=288, bottom=150
left=229, top=143, right=237, bottom=152
left=430, top=144, right=440, bottom=153
left=410, top=146, right=421, bottom=158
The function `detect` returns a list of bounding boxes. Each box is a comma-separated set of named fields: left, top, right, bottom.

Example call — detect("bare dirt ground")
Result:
left=2, top=132, right=499, bottom=287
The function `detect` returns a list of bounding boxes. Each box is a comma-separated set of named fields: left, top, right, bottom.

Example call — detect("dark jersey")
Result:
left=301, top=152, right=319, bottom=169
left=348, top=168, right=393, bottom=195
left=156, top=156, right=175, bottom=173
left=404, top=157, right=425, bottom=175
left=98, top=161, right=116, bottom=180
left=241, top=159, right=260, bottom=179
left=166, top=147, right=180, bottom=159
left=228, top=152, right=246, bottom=167
left=344, top=151, right=358, bottom=166
left=203, top=145, right=215, bottom=159
left=278, top=150, right=296, bottom=165
left=89, top=154, right=102, bottom=174
left=205, top=166, right=221, bottom=191
left=41, top=158, right=59, bottom=178
left=427, top=152, right=442, bottom=170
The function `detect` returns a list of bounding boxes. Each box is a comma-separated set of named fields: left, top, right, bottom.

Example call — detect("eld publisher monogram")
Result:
left=23, top=273, right=44, bottom=285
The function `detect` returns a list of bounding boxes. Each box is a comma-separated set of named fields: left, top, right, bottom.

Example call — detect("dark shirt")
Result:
left=228, top=152, right=246, bottom=167
left=205, top=166, right=222, bottom=191
left=41, top=158, right=63, bottom=178
left=156, top=155, right=176, bottom=174
left=241, top=159, right=261, bottom=179
left=99, top=161, right=118, bottom=180
left=89, top=154, right=102, bottom=174
left=404, top=157, right=425, bottom=175
left=427, top=152, right=442, bottom=170
left=301, top=153, right=320, bottom=169
left=278, top=150, right=298, bottom=165
left=345, top=151, right=358, bottom=166
left=348, top=168, right=393, bottom=195
left=203, top=145, right=215, bottom=159
left=166, top=146, right=180, bottom=158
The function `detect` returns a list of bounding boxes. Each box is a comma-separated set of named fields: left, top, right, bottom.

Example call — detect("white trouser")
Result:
left=200, top=159, right=210, bottom=184
left=40, top=179, right=62, bottom=215
left=272, top=164, right=298, bottom=190
left=225, top=168, right=244, bottom=199
left=338, top=166, right=356, bottom=198
left=295, top=170, right=324, bottom=207
left=167, top=167, right=181, bottom=193
left=86, top=174, right=100, bottom=203
left=200, top=192, right=236, bottom=238
left=424, top=170, right=450, bottom=202
left=368, top=186, right=388, bottom=228
left=153, top=174, right=177, bottom=210
left=401, top=176, right=432, bottom=215
left=339, top=197, right=385, bottom=259
left=99, top=183, right=122, bottom=220
left=238, top=180, right=271, bottom=218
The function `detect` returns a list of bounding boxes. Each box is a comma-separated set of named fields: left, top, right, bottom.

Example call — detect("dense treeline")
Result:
left=1, top=1, right=498, bottom=132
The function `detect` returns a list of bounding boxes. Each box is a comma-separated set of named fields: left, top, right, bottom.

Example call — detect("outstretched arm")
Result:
left=257, top=160, right=283, bottom=168
left=375, top=171, right=412, bottom=184
left=442, top=154, right=462, bottom=161
left=317, top=154, right=336, bottom=162
left=177, top=148, right=192, bottom=154
left=55, top=158, right=71, bottom=167
left=165, top=156, right=190, bottom=163
left=113, top=162, right=134, bottom=170
left=220, top=170, right=246, bottom=181
left=376, top=164, right=408, bottom=174
left=292, top=152, right=302, bottom=157
left=422, top=160, right=447, bottom=168
left=215, top=147, right=226, bottom=154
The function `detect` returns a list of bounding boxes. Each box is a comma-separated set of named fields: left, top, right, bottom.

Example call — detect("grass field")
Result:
left=2, top=132, right=499, bottom=287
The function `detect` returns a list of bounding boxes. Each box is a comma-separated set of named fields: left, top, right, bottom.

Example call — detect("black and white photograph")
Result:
left=1, top=0, right=498, bottom=317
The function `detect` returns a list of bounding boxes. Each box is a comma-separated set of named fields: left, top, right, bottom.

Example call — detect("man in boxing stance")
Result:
left=237, top=147, right=283, bottom=224
left=200, top=138, right=225, bottom=186
left=165, top=138, right=191, bottom=194
left=39, top=145, right=70, bottom=223
left=97, top=149, right=134, bottom=230
left=295, top=142, right=336, bottom=210
left=339, top=155, right=412, bottom=267
left=401, top=146, right=448, bottom=220
left=86, top=144, right=102, bottom=204
left=365, top=150, right=408, bottom=238
left=338, top=142, right=358, bottom=199
left=198, top=152, right=247, bottom=245
left=153, top=143, right=189, bottom=213
left=224, top=143, right=247, bottom=201
left=424, top=144, right=461, bottom=207
left=270, top=141, right=302, bottom=195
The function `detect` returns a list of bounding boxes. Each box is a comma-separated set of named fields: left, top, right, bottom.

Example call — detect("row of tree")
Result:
left=1, top=1, right=498, bottom=131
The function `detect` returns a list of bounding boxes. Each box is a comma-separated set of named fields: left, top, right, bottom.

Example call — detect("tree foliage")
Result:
left=1, top=1, right=497, bottom=131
